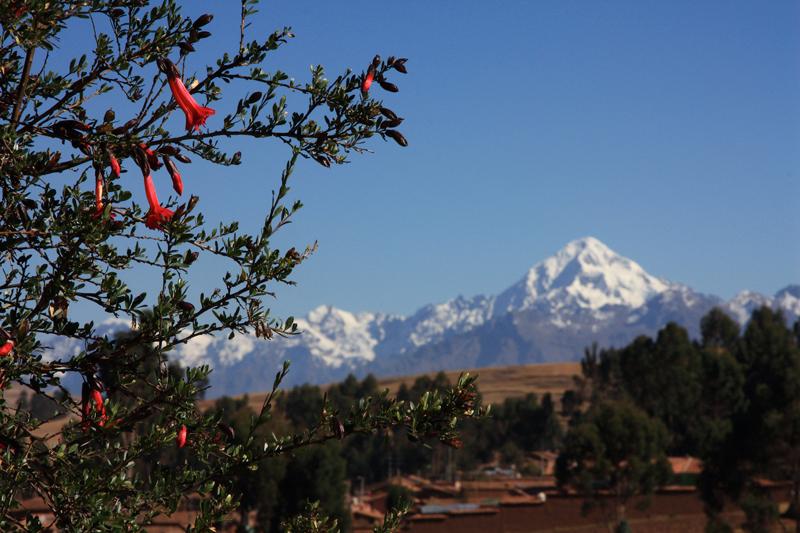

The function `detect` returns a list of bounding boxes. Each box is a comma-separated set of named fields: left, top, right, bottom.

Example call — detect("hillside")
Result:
left=202, top=362, right=582, bottom=414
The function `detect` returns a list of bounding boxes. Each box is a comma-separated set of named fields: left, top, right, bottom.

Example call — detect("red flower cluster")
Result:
left=85, top=58, right=212, bottom=230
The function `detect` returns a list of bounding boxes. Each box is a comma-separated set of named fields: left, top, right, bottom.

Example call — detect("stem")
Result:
left=11, top=47, right=35, bottom=128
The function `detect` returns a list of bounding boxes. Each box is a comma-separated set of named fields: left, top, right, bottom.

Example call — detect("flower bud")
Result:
left=378, top=80, right=399, bottom=93
left=392, top=58, right=408, bottom=74
left=176, top=424, right=188, bottom=448
left=217, top=422, right=235, bottom=442
left=112, top=118, right=138, bottom=135
left=193, top=14, right=213, bottom=28
left=383, top=117, right=403, bottom=129
left=385, top=130, right=408, bottom=147
left=361, top=70, right=375, bottom=93
left=177, top=301, right=195, bottom=313
left=157, top=145, right=181, bottom=156
left=379, top=107, right=398, bottom=121
left=0, top=341, right=14, bottom=357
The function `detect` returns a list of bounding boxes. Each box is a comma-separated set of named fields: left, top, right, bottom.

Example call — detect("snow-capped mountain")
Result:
left=493, top=236, right=672, bottom=318
left=43, top=237, right=800, bottom=396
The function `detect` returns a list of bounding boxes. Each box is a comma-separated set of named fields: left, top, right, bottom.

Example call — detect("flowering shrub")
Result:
left=0, top=1, right=482, bottom=530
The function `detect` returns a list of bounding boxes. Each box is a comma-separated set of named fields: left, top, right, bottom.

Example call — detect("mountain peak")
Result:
left=494, top=237, right=672, bottom=315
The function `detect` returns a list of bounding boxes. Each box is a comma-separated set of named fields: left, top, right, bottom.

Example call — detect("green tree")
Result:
left=556, top=400, right=671, bottom=531
left=737, top=307, right=800, bottom=531
left=0, top=1, right=483, bottom=530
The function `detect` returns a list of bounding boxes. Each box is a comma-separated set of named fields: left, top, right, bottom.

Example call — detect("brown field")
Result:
left=375, top=362, right=581, bottom=406
left=204, top=362, right=582, bottom=413
left=6, top=362, right=581, bottom=419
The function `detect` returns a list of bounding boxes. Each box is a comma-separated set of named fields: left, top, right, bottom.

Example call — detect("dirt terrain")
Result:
left=210, top=362, right=583, bottom=414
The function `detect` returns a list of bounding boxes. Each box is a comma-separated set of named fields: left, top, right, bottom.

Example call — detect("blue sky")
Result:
left=67, top=1, right=800, bottom=319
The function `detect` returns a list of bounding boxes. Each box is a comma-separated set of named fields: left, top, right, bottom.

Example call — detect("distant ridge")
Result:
left=48, top=238, right=800, bottom=397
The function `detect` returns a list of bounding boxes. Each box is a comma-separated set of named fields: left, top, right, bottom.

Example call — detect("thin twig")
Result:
left=11, top=47, right=35, bottom=128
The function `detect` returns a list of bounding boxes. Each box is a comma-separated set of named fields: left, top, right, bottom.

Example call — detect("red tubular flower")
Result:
left=176, top=424, right=187, bottom=448
left=81, top=383, right=107, bottom=430
left=92, top=170, right=115, bottom=220
left=109, top=154, right=121, bottom=178
left=0, top=341, right=13, bottom=357
left=162, top=156, right=183, bottom=195
left=93, top=170, right=105, bottom=216
left=163, top=59, right=215, bottom=132
left=91, top=389, right=108, bottom=427
left=361, top=69, right=375, bottom=93
left=143, top=174, right=174, bottom=230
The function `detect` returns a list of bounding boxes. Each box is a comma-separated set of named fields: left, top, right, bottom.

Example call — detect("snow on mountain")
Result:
left=289, top=306, right=383, bottom=367
left=404, top=295, right=493, bottom=349
left=725, top=290, right=776, bottom=324
left=40, top=237, right=797, bottom=396
left=775, top=285, right=800, bottom=318
left=493, top=237, right=672, bottom=320
left=724, top=286, right=800, bottom=325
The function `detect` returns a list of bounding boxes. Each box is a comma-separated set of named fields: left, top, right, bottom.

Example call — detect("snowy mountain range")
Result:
left=159, top=237, right=797, bottom=396
left=49, top=237, right=800, bottom=397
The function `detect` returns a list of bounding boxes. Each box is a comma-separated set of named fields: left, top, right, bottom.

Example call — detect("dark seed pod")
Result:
left=174, top=153, right=192, bottom=164
left=379, top=107, right=398, bottom=121
left=76, top=141, right=92, bottom=156
left=184, top=250, right=199, bottom=265
left=111, top=8, right=125, bottom=18
left=21, top=198, right=37, bottom=210
left=371, top=54, right=381, bottom=68
left=177, top=301, right=195, bottom=313
left=331, top=418, right=345, bottom=440
left=112, top=118, right=138, bottom=135
left=196, top=30, right=211, bottom=39
left=393, top=58, right=408, bottom=73
left=157, top=57, right=180, bottom=77
left=193, top=14, right=213, bottom=28
left=54, top=119, right=91, bottom=131
left=383, top=117, right=403, bottom=128
left=178, top=42, right=195, bottom=54
left=443, top=437, right=464, bottom=449
left=157, top=145, right=180, bottom=156
left=385, top=129, right=408, bottom=147
left=216, top=422, right=235, bottom=441
left=187, top=195, right=199, bottom=212
left=103, top=109, right=115, bottom=123
left=133, top=146, right=150, bottom=175
left=387, top=55, right=396, bottom=66
left=162, top=156, right=179, bottom=177
left=47, top=151, right=61, bottom=168
left=378, top=80, right=399, bottom=93
left=285, top=247, right=302, bottom=261
left=246, top=92, right=262, bottom=104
